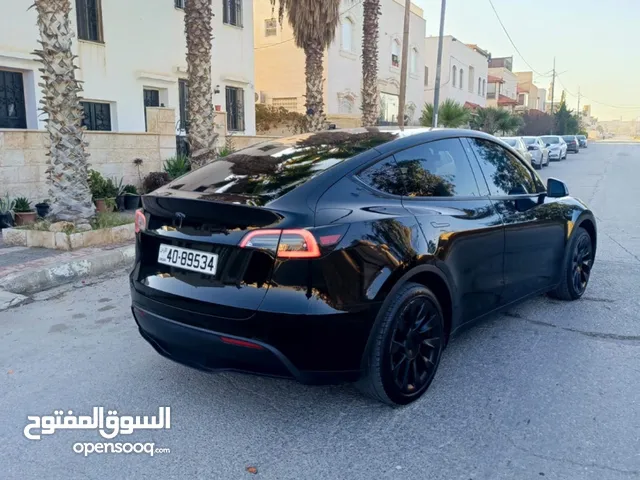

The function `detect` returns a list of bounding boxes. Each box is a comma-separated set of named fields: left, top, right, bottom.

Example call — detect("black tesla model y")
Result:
left=130, top=128, right=597, bottom=405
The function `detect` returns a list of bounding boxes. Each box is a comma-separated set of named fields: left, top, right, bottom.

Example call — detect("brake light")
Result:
left=220, top=336, right=264, bottom=350
left=135, top=209, right=146, bottom=233
left=239, top=229, right=321, bottom=258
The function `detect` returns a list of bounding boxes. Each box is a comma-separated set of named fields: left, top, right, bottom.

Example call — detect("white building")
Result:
left=423, top=36, right=489, bottom=110
left=0, top=0, right=256, bottom=136
left=254, top=0, right=426, bottom=125
left=487, top=56, right=518, bottom=111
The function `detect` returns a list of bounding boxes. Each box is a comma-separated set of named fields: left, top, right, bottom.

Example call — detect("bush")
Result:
left=88, top=170, right=107, bottom=199
left=255, top=104, right=306, bottom=134
left=123, top=184, right=138, bottom=195
left=163, top=155, right=191, bottom=179
left=142, top=172, right=171, bottom=194
left=14, top=197, right=32, bottom=212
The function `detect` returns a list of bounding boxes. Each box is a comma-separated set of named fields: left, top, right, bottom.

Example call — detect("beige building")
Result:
left=515, top=71, right=545, bottom=113
left=486, top=57, right=518, bottom=111
left=253, top=0, right=427, bottom=126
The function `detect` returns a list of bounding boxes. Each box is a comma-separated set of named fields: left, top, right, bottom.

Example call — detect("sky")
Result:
left=412, top=0, right=640, bottom=121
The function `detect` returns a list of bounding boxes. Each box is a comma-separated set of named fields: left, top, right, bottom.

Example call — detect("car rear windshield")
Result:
left=523, top=137, right=536, bottom=145
left=502, top=138, right=517, bottom=146
left=577, top=135, right=586, bottom=139
left=166, top=129, right=400, bottom=206
left=541, top=136, right=559, bottom=144
left=562, top=136, right=575, bottom=141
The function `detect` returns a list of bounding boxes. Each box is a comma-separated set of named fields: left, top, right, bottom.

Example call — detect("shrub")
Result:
left=142, top=172, right=171, bottom=194
left=255, top=104, right=306, bottom=134
left=123, top=184, right=138, bottom=195
left=14, top=197, right=32, bottom=212
left=163, top=155, right=191, bottom=179
left=88, top=170, right=107, bottom=199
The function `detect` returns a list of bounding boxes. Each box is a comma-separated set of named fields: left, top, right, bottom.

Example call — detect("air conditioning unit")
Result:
left=255, top=91, right=267, bottom=104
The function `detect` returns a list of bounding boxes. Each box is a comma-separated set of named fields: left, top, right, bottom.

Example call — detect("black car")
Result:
left=562, top=135, right=580, bottom=153
left=130, top=128, right=597, bottom=405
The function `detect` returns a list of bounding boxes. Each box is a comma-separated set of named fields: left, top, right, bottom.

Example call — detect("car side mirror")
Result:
left=527, top=145, right=535, bottom=151
left=547, top=178, right=569, bottom=197
left=546, top=143, right=551, bottom=147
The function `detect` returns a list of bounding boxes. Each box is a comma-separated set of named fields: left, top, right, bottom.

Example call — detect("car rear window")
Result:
left=502, top=138, right=517, bottom=147
left=577, top=135, right=586, bottom=139
left=166, top=130, right=399, bottom=206
left=523, top=138, right=536, bottom=145
left=562, top=136, right=575, bottom=141
left=541, top=136, right=559, bottom=144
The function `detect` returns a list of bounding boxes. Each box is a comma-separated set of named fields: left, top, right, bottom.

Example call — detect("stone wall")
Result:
left=0, top=107, right=177, bottom=202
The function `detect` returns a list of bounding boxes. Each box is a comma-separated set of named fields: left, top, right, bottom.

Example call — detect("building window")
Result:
left=143, top=89, right=160, bottom=131
left=81, top=101, right=111, bottom=131
left=424, top=66, right=429, bottom=86
left=223, top=0, right=242, bottom=27
left=391, top=40, right=400, bottom=68
left=175, top=0, right=185, bottom=8
left=478, top=77, right=481, bottom=95
left=225, top=86, right=244, bottom=131
left=272, top=97, right=297, bottom=111
left=468, top=66, right=474, bottom=93
left=379, top=92, right=399, bottom=124
left=482, top=79, right=486, bottom=96
left=179, top=79, right=189, bottom=131
left=518, top=93, right=526, bottom=106
left=0, top=70, right=27, bottom=129
left=452, top=66, right=457, bottom=87
left=265, top=18, right=277, bottom=37
left=341, top=18, right=354, bottom=52
left=410, top=48, right=418, bottom=74
left=459, top=68, right=464, bottom=90
left=76, top=0, right=103, bottom=43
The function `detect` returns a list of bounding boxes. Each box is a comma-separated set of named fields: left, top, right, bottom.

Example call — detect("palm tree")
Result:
left=184, top=0, right=218, bottom=169
left=470, top=107, right=522, bottom=135
left=271, top=0, right=341, bottom=132
left=361, top=0, right=381, bottom=127
left=33, top=0, right=95, bottom=224
left=420, top=99, right=470, bottom=128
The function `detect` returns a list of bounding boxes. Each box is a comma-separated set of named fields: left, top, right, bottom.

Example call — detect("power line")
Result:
left=487, top=0, right=548, bottom=77
left=255, top=0, right=364, bottom=50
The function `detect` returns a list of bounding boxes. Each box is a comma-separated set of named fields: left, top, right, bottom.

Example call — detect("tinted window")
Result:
left=394, top=138, right=480, bottom=197
left=562, top=136, right=575, bottom=141
left=167, top=130, right=399, bottom=206
left=523, top=137, right=535, bottom=145
left=469, top=139, right=538, bottom=195
left=357, top=157, right=406, bottom=196
left=541, top=136, right=559, bottom=144
left=502, top=138, right=517, bottom=147
left=577, top=135, right=586, bottom=140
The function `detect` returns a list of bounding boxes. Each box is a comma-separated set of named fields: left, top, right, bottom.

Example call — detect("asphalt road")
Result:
left=1, top=143, right=639, bottom=480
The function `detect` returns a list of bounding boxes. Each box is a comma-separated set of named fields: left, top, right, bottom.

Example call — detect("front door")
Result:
left=0, top=70, right=27, bottom=129
left=466, top=138, right=566, bottom=304
left=396, top=138, right=505, bottom=323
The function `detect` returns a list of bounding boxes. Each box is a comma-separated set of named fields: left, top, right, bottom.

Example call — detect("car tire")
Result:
left=549, top=227, right=594, bottom=301
left=357, top=282, right=444, bottom=406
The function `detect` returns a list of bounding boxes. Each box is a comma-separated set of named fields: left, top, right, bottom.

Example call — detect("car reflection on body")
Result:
left=130, top=128, right=597, bottom=405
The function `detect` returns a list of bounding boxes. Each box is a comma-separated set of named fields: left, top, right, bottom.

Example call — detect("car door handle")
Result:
left=430, top=222, right=450, bottom=228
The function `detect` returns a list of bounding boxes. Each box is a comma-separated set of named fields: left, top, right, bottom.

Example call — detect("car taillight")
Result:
left=135, top=209, right=146, bottom=233
left=240, top=229, right=321, bottom=258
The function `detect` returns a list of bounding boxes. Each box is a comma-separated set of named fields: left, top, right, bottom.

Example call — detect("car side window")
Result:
left=469, top=139, right=538, bottom=196
left=356, top=157, right=406, bottom=196
left=393, top=138, right=480, bottom=197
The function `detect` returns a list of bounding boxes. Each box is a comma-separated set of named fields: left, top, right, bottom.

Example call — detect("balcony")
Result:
left=487, top=92, right=496, bottom=99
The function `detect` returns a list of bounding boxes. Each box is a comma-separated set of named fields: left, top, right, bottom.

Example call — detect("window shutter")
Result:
left=223, top=0, right=229, bottom=23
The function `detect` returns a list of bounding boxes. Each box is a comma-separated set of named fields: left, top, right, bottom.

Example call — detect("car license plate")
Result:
left=157, top=244, right=218, bottom=275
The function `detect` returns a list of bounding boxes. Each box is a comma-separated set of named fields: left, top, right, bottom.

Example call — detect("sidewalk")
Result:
left=0, top=231, right=134, bottom=310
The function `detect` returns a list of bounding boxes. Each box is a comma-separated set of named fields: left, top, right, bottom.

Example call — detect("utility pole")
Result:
left=550, top=56, right=556, bottom=134
left=432, top=0, right=447, bottom=128
left=397, top=0, right=411, bottom=130
left=576, top=86, right=581, bottom=132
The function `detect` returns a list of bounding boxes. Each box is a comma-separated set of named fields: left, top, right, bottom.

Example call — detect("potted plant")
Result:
left=113, top=177, right=126, bottom=212
left=0, top=194, right=16, bottom=229
left=35, top=199, right=50, bottom=218
left=89, top=170, right=109, bottom=213
left=123, top=185, right=140, bottom=210
left=14, top=197, right=37, bottom=226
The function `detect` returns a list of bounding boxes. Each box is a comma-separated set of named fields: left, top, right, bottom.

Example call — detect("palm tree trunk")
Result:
left=361, top=0, right=381, bottom=127
left=397, top=0, right=411, bottom=130
left=33, top=0, right=95, bottom=224
left=304, top=42, right=325, bottom=132
left=185, top=0, right=218, bottom=169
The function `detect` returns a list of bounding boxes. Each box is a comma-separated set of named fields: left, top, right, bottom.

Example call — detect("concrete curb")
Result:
left=0, top=245, right=135, bottom=297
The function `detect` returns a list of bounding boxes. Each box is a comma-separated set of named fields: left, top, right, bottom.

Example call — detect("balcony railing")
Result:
left=486, top=92, right=496, bottom=99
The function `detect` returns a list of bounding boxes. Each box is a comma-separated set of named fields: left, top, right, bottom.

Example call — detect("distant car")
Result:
left=541, top=135, right=568, bottom=161
left=500, top=137, right=533, bottom=165
left=522, top=136, right=550, bottom=169
left=577, top=135, right=588, bottom=148
left=562, top=135, right=580, bottom=153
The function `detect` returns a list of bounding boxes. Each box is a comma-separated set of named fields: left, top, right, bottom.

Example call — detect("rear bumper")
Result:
left=131, top=285, right=370, bottom=384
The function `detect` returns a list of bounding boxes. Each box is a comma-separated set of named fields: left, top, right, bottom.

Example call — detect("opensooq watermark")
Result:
left=23, top=407, right=171, bottom=456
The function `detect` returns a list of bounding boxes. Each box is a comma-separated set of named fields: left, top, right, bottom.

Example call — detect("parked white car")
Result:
left=540, top=135, right=568, bottom=161
left=500, top=137, right=533, bottom=165
left=522, top=136, right=550, bottom=169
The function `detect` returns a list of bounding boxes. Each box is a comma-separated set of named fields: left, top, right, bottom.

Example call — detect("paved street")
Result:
left=1, top=143, right=639, bottom=480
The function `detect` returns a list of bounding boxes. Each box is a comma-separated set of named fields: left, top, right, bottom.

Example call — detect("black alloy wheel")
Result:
left=358, top=283, right=444, bottom=406
left=550, top=227, right=594, bottom=300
